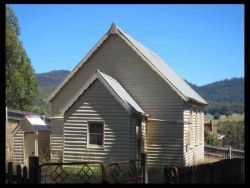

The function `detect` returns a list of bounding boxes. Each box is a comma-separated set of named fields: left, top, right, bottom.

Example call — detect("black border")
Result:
left=1, top=0, right=249, bottom=185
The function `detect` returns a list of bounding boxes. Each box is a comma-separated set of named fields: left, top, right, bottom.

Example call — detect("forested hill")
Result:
left=36, top=70, right=70, bottom=87
left=33, top=70, right=70, bottom=114
left=187, top=77, right=244, bottom=105
left=34, top=70, right=244, bottom=115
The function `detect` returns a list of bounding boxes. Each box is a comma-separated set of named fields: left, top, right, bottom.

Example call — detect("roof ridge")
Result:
left=48, top=24, right=207, bottom=105
left=62, top=69, right=146, bottom=116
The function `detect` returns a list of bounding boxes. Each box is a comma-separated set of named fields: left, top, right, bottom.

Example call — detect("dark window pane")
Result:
left=89, top=123, right=103, bottom=134
left=89, top=134, right=103, bottom=145
left=96, top=135, right=103, bottom=145
left=90, top=135, right=97, bottom=145
left=89, top=122, right=103, bottom=146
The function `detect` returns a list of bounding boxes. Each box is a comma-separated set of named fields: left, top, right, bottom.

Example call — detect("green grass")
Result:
left=40, top=164, right=103, bottom=183
left=205, top=113, right=244, bottom=125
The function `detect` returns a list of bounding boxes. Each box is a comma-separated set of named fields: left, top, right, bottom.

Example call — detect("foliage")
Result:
left=32, top=106, right=49, bottom=115
left=36, top=70, right=70, bottom=87
left=216, top=120, right=244, bottom=150
left=204, top=129, right=222, bottom=146
left=204, top=102, right=244, bottom=116
left=6, top=6, right=38, bottom=111
left=188, top=77, right=244, bottom=104
left=188, top=78, right=244, bottom=116
left=214, top=113, right=220, bottom=120
left=32, top=70, right=70, bottom=114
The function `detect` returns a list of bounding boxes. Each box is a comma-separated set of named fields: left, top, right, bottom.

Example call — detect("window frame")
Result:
left=195, top=110, right=199, bottom=146
left=190, top=110, right=193, bottom=148
left=87, top=120, right=105, bottom=148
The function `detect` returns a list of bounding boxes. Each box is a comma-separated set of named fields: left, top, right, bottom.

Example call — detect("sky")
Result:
left=9, top=4, right=244, bottom=86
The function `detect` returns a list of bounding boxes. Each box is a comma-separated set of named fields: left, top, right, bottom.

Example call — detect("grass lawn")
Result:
left=203, top=155, right=223, bottom=164
left=205, top=113, right=244, bottom=125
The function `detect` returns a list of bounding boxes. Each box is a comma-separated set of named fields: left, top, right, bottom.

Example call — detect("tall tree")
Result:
left=6, top=6, right=38, bottom=111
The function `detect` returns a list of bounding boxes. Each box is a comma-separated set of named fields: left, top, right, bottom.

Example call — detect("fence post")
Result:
left=29, top=156, right=40, bottom=183
left=23, top=166, right=28, bottom=183
left=16, top=165, right=22, bottom=183
left=7, top=162, right=13, bottom=184
left=141, top=152, right=148, bottom=184
left=228, top=146, right=232, bottom=159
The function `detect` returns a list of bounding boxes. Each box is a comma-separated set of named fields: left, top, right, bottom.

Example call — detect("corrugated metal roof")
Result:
left=116, top=25, right=207, bottom=105
left=97, top=70, right=145, bottom=115
left=25, top=115, right=49, bottom=131
left=63, top=70, right=146, bottom=116
left=48, top=23, right=207, bottom=105
left=7, top=108, right=49, bottom=122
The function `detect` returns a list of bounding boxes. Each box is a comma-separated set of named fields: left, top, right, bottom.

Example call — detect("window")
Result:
left=88, top=122, right=104, bottom=147
left=195, top=111, right=199, bottom=146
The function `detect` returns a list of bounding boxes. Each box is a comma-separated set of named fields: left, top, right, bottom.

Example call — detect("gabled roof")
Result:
left=12, top=115, right=50, bottom=135
left=48, top=23, right=207, bottom=105
left=7, top=108, right=48, bottom=122
left=62, top=70, right=147, bottom=116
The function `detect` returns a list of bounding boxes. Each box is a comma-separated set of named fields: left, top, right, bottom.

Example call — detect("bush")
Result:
left=214, top=113, right=220, bottom=120
left=204, top=129, right=222, bottom=146
left=216, top=120, right=244, bottom=150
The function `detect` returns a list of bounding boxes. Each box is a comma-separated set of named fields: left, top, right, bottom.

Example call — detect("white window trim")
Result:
left=190, top=110, right=193, bottom=148
left=195, top=111, right=199, bottom=146
left=87, top=120, right=105, bottom=149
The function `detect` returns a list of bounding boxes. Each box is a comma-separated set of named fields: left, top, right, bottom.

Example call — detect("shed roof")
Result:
left=12, top=115, right=49, bottom=135
left=7, top=108, right=48, bottom=122
left=48, top=23, right=207, bottom=105
left=62, top=70, right=146, bottom=116
left=24, top=115, right=49, bottom=131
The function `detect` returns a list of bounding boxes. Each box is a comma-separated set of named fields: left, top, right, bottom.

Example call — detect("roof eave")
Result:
left=187, top=97, right=208, bottom=106
left=61, top=73, right=98, bottom=114
left=47, top=31, right=110, bottom=102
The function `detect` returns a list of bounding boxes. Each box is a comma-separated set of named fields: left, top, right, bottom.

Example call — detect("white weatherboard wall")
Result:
left=146, top=120, right=184, bottom=168
left=13, top=129, right=24, bottom=164
left=50, top=34, right=205, bottom=166
left=51, top=35, right=186, bottom=164
left=183, top=106, right=204, bottom=166
left=63, top=79, right=137, bottom=162
left=50, top=119, right=64, bottom=161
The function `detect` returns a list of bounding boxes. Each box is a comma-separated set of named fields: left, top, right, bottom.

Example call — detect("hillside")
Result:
left=33, top=70, right=70, bottom=114
left=187, top=78, right=244, bottom=116
left=36, top=70, right=70, bottom=87
left=33, top=70, right=244, bottom=115
left=187, top=78, right=244, bottom=104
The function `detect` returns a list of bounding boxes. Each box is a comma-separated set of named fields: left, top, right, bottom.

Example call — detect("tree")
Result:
left=214, top=113, right=220, bottom=120
left=204, top=129, right=221, bottom=146
left=6, top=6, right=38, bottom=111
left=217, top=120, right=244, bottom=150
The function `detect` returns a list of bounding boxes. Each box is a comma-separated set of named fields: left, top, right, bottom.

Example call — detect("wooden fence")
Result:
left=205, top=145, right=244, bottom=159
left=6, top=162, right=28, bottom=183
left=6, top=153, right=148, bottom=184
left=164, top=158, right=245, bottom=183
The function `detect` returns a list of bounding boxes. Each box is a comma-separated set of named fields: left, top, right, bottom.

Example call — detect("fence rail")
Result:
left=6, top=153, right=148, bottom=184
left=205, top=145, right=244, bottom=159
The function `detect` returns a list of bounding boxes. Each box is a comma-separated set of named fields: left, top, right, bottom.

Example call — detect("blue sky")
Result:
left=9, top=4, right=244, bottom=86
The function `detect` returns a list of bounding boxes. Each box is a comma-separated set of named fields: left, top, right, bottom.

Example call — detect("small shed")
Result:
left=12, top=115, right=50, bottom=165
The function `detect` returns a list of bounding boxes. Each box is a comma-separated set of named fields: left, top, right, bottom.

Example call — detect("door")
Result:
left=24, top=132, right=35, bottom=165
left=136, top=120, right=142, bottom=160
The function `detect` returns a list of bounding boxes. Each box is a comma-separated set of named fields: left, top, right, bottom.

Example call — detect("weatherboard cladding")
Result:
left=50, top=34, right=185, bottom=118
left=62, top=70, right=145, bottom=116
left=63, top=79, right=135, bottom=162
left=12, top=116, right=50, bottom=164
left=49, top=32, right=187, bottom=163
left=183, top=107, right=204, bottom=166
left=48, top=24, right=207, bottom=105
left=13, top=129, right=24, bottom=164
left=48, top=24, right=205, bottom=166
